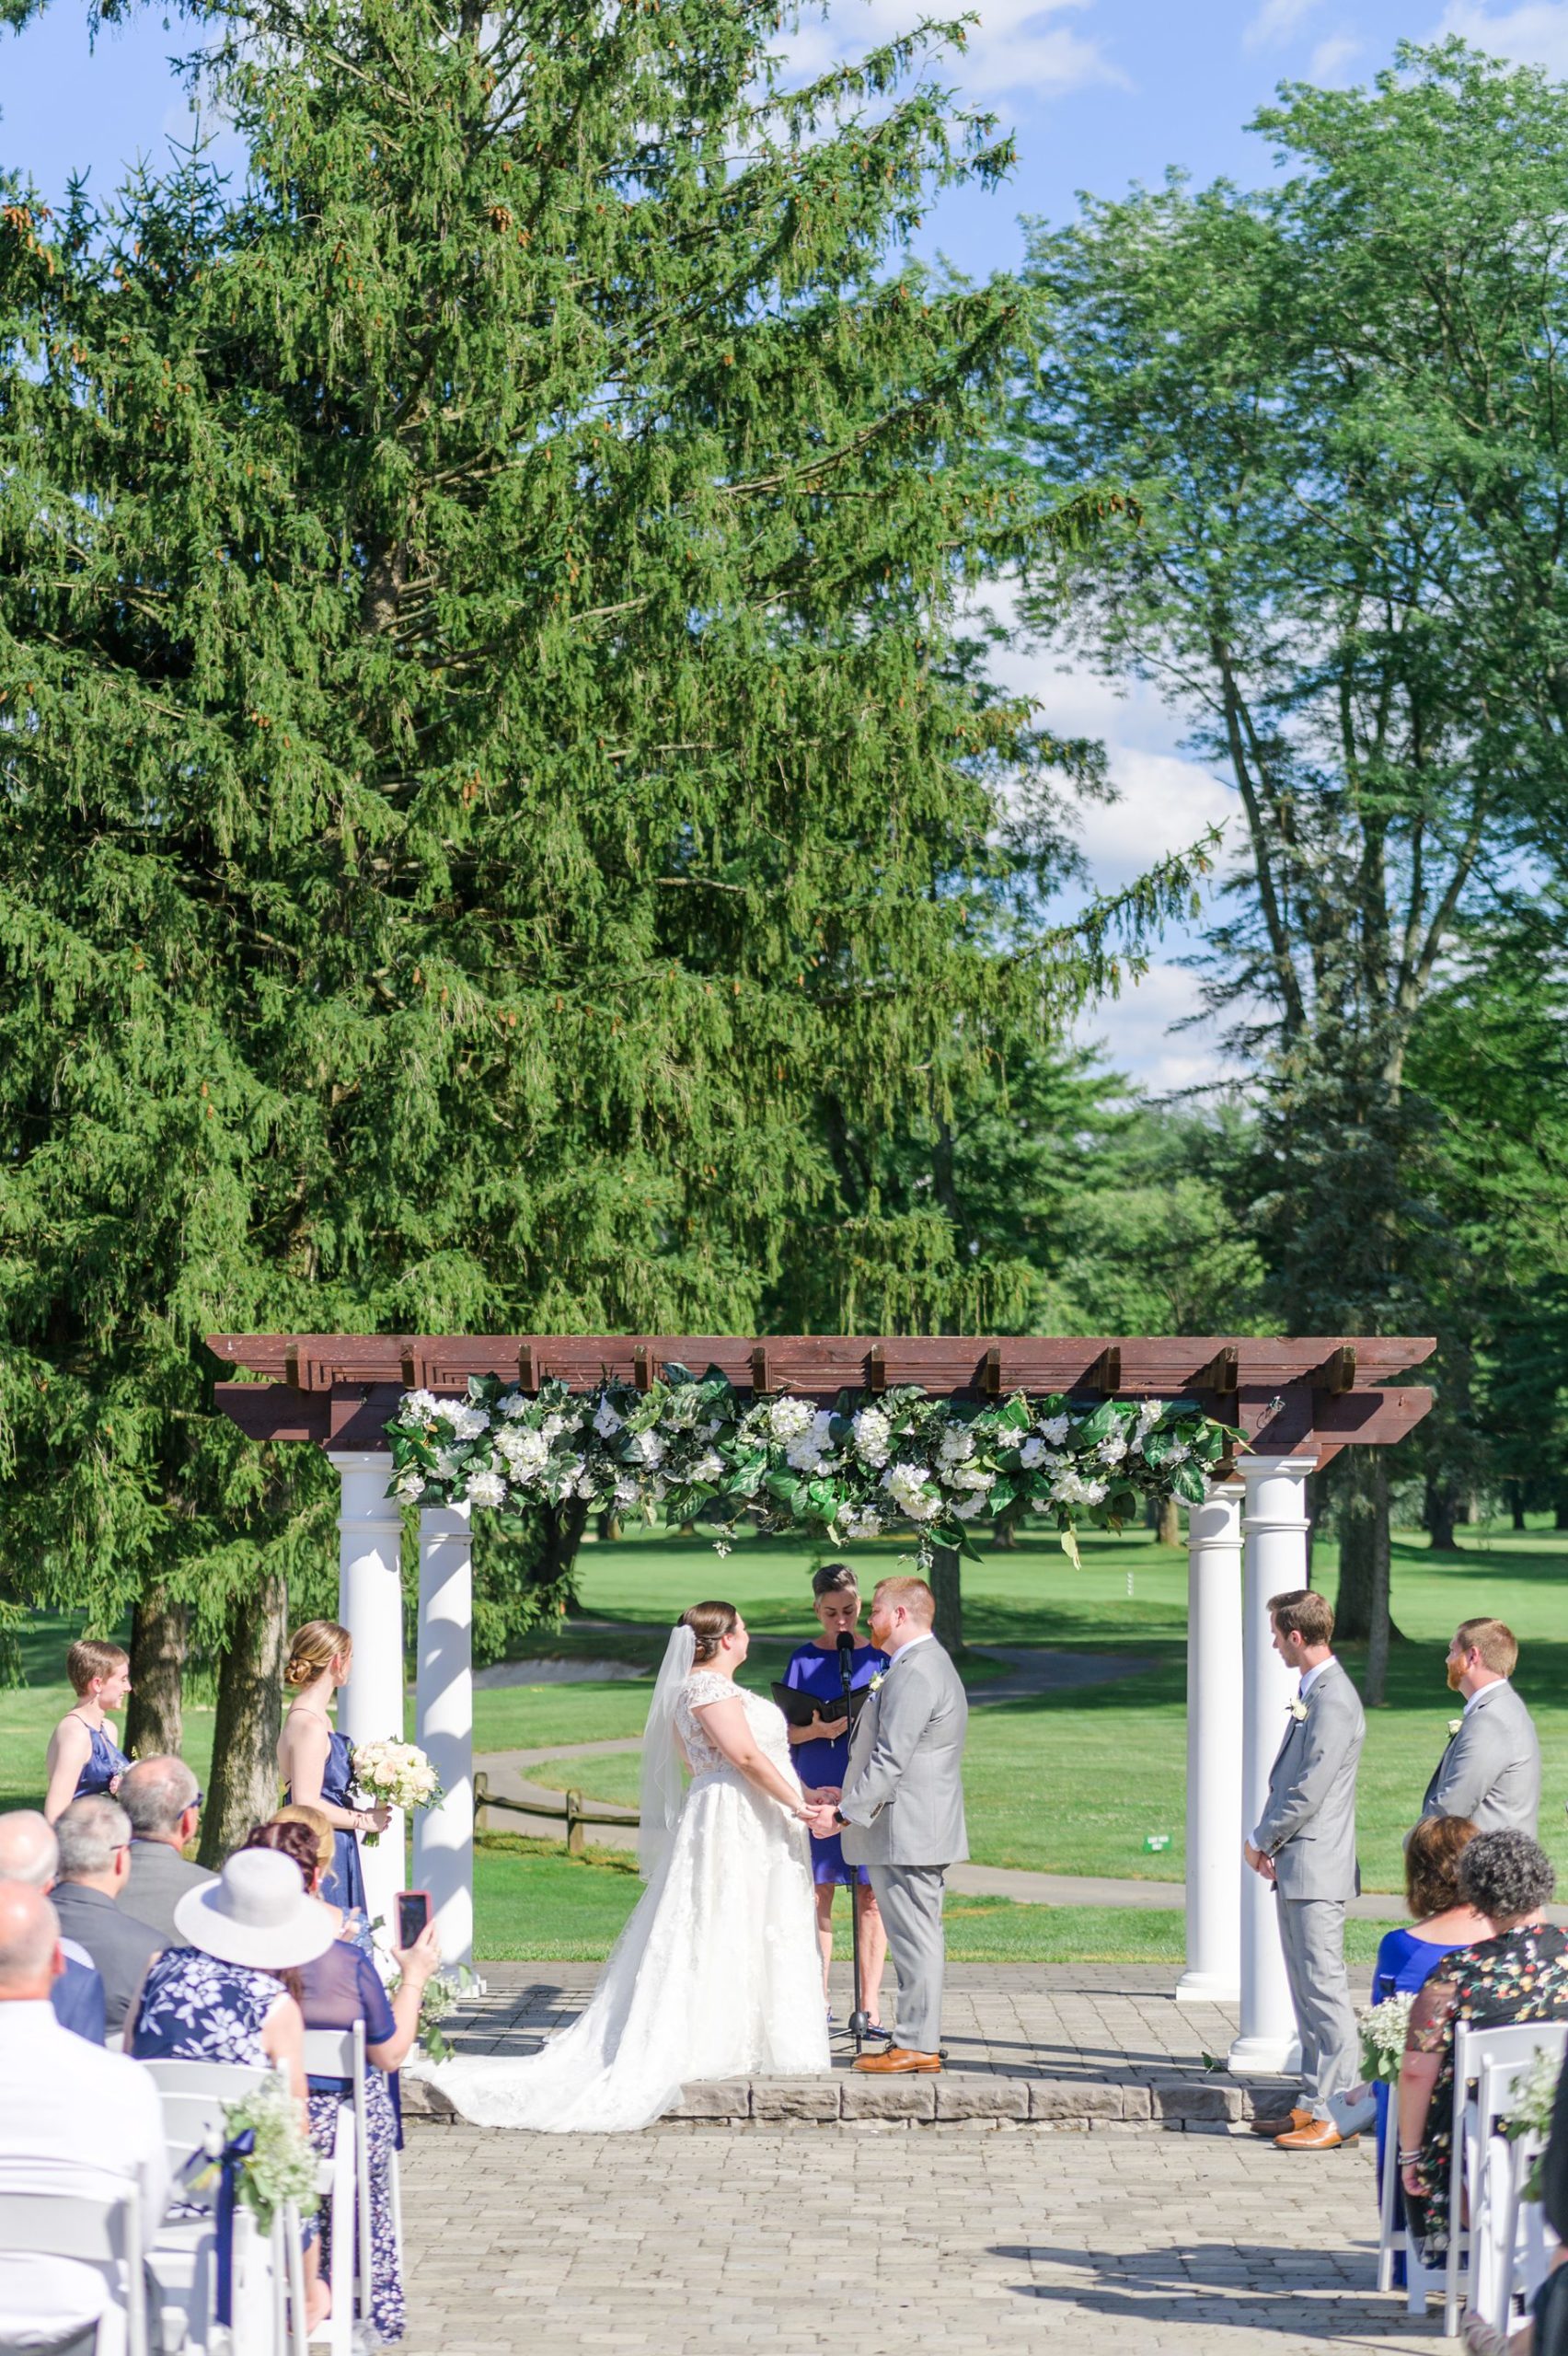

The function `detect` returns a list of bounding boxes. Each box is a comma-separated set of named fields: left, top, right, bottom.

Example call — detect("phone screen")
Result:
left=397, top=1889, right=431, bottom=1949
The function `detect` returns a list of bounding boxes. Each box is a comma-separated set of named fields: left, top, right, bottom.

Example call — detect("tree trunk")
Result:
left=1424, top=1474, right=1461, bottom=1554
left=1507, top=1483, right=1526, bottom=1532
left=199, top=1571, right=288, bottom=1867
left=123, top=1577, right=187, bottom=1761
left=1336, top=1449, right=1392, bottom=1703
left=991, top=1519, right=1017, bottom=1551
left=1155, top=1496, right=1182, bottom=1549
left=595, top=1510, right=622, bottom=1543
left=929, top=1545, right=963, bottom=1655
left=1554, top=1481, right=1568, bottom=1532
left=541, top=1496, right=590, bottom=1613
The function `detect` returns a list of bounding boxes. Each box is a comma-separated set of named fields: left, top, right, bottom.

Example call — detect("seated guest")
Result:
left=272, top=1803, right=372, bottom=1949
left=0, top=1809, right=107, bottom=2044
left=127, top=1848, right=335, bottom=2329
left=1366, top=1816, right=1491, bottom=2279
left=244, top=1819, right=443, bottom=2345
left=121, top=1756, right=215, bottom=1940
left=43, top=1638, right=133, bottom=1823
left=0, top=1881, right=168, bottom=2351
left=1399, top=1831, right=1568, bottom=2274
left=52, top=1796, right=163, bottom=2037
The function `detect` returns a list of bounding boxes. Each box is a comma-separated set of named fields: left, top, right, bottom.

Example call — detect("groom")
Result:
left=810, top=1574, right=968, bottom=2075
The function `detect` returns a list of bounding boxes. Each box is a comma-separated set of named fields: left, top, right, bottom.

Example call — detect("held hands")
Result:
left=813, top=1713, right=849, bottom=1741
left=1242, top=1840, right=1276, bottom=1882
left=360, top=1803, right=392, bottom=1834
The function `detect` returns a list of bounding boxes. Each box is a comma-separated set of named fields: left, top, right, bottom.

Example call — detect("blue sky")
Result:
left=5, top=0, right=1561, bottom=1087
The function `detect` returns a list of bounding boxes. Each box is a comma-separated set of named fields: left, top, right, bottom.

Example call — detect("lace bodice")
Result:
left=676, top=1672, right=797, bottom=1784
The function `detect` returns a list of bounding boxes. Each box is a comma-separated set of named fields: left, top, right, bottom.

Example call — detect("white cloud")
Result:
left=1426, top=0, right=1568, bottom=72
left=1308, top=32, right=1363, bottom=78
left=1244, top=0, right=1322, bottom=50
left=1071, top=962, right=1239, bottom=1097
left=784, top=0, right=1124, bottom=108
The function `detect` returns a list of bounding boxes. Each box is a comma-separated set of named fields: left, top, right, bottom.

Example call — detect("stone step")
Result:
left=403, top=2067, right=1294, bottom=2132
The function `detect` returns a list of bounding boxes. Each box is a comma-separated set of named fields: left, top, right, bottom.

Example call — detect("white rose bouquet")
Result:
left=351, top=1738, right=443, bottom=1847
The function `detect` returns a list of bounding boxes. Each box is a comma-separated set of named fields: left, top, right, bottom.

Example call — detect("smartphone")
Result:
left=396, top=1888, right=432, bottom=1949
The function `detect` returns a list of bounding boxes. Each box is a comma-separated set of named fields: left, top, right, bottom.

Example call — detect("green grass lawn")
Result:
left=7, top=1512, right=1566, bottom=1956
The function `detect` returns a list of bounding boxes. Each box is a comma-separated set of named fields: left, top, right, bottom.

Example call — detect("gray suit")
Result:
left=1252, top=1657, right=1366, bottom=2119
left=121, top=1838, right=217, bottom=1944
left=1420, top=1681, right=1540, bottom=1838
left=52, top=1883, right=164, bottom=2037
left=839, top=1636, right=968, bottom=2055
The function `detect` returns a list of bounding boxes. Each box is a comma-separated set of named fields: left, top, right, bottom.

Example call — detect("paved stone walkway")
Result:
left=398, top=2119, right=1442, bottom=2353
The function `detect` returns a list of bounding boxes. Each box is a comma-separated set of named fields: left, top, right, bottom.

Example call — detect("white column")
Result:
left=329, top=1450, right=406, bottom=1946
left=1176, top=1479, right=1244, bottom=2006
left=1228, top=1452, right=1316, bottom=2075
left=415, top=1501, right=474, bottom=1969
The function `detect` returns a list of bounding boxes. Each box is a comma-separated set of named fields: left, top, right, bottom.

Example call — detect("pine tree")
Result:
left=0, top=0, right=1175, bottom=1784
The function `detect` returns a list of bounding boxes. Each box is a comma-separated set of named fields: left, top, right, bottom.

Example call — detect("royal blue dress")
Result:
left=70, top=1715, right=130, bottom=1802
left=782, top=1640, right=889, bottom=1888
left=1372, top=1925, right=1472, bottom=2281
left=284, top=1726, right=367, bottom=1917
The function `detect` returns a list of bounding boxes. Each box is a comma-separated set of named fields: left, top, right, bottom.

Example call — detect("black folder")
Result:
left=770, top=1680, right=872, bottom=1728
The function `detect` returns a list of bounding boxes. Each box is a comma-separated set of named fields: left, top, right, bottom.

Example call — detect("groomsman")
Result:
left=1244, top=1588, right=1366, bottom=2153
left=1417, top=1618, right=1540, bottom=1838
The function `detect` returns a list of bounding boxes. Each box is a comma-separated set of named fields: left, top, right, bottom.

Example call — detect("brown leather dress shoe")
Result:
left=1274, top=2118, right=1357, bottom=2150
left=1251, top=2105, right=1314, bottom=2138
left=852, top=2045, right=943, bottom=2074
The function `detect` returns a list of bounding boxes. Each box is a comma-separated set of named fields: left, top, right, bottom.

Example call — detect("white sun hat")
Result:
left=173, top=1848, right=338, bottom=1969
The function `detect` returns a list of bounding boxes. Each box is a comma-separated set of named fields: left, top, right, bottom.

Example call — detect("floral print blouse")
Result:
left=130, top=1946, right=284, bottom=2066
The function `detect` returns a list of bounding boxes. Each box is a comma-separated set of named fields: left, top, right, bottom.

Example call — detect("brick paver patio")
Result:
left=398, top=1963, right=1448, bottom=2352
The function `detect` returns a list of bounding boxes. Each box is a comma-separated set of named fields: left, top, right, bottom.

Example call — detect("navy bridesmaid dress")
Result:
left=72, top=1715, right=131, bottom=1802
left=285, top=1724, right=367, bottom=1915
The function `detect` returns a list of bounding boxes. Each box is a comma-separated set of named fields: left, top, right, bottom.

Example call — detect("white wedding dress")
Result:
left=410, top=1668, right=829, bottom=2131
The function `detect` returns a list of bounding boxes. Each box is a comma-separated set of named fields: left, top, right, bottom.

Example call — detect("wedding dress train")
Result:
left=409, top=1668, right=829, bottom=2131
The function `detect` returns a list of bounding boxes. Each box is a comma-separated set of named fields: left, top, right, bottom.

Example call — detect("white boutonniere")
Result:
left=1447, top=1717, right=1463, bottom=1738
left=1288, top=1699, right=1309, bottom=1722
left=869, top=1671, right=886, bottom=1694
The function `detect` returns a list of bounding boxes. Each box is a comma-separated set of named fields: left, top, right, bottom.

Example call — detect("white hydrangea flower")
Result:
left=1098, top=1437, right=1128, bottom=1465
left=496, top=1391, right=530, bottom=1421
left=498, top=1426, right=549, bottom=1483
left=574, top=1472, right=596, bottom=1499
left=785, top=1437, right=824, bottom=1472
left=691, top=1450, right=725, bottom=1481
left=1135, top=1399, right=1163, bottom=1437
left=433, top=1448, right=461, bottom=1481
left=1051, top=1470, right=1108, bottom=1507
left=1018, top=1437, right=1046, bottom=1471
left=852, top=1407, right=892, bottom=1467
left=767, top=1396, right=816, bottom=1445
left=402, top=1389, right=444, bottom=1423
left=395, top=1470, right=426, bottom=1501
left=948, top=1465, right=994, bottom=1492
left=1037, top=1413, right=1072, bottom=1446
left=466, top=1468, right=507, bottom=1510
left=629, top=1427, right=664, bottom=1467
left=541, top=1414, right=568, bottom=1444
left=952, top=1492, right=987, bottom=1520
left=448, top=1403, right=491, bottom=1441
left=844, top=1509, right=882, bottom=1540
left=938, top=1425, right=975, bottom=1463
left=594, top=1397, right=624, bottom=1438
left=882, top=1461, right=940, bottom=1521
left=613, top=1473, right=640, bottom=1507
left=1167, top=1442, right=1189, bottom=1466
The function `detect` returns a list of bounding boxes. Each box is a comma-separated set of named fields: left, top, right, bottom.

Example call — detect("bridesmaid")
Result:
left=43, top=1640, right=133, bottom=1823
left=275, top=1620, right=388, bottom=1915
left=782, top=1565, right=890, bottom=2038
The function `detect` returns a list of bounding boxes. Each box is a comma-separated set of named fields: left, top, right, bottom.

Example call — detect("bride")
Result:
left=410, top=1600, right=834, bottom=2131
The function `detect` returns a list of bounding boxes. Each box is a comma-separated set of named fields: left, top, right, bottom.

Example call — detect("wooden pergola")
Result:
left=210, top=1330, right=1435, bottom=2075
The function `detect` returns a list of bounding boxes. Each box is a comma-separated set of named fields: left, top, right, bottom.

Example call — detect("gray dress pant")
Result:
left=1276, top=1894, right=1358, bottom=2118
left=868, top=1864, right=946, bottom=2055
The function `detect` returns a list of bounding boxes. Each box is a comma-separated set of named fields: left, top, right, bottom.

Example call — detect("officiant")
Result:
left=781, top=1565, right=891, bottom=2038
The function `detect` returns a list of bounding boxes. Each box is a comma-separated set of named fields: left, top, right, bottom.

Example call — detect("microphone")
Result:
left=837, top=1627, right=854, bottom=1697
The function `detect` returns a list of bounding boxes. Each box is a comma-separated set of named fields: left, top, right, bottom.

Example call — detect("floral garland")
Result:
left=385, top=1365, right=1236, bottom=1563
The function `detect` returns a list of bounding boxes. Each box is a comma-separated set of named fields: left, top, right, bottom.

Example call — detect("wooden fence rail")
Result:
left=474, top=1770, right=640, bottom=1858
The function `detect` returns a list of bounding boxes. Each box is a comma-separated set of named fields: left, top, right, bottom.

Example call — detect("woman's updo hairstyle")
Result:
left=812, top=1563, right=858, bottom=1601
left=242, top=1818, right=322, bottom=1889
left=284, top=1620, right=352, bottom=1690
left=680, top=1601, right=739, bottom=1665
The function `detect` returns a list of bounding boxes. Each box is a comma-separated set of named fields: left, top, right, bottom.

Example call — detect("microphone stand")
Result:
left=838, top=1632, right=870, bottom=2056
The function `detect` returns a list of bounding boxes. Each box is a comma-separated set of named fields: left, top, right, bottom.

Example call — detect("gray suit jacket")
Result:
left=121, top=1839, right=217, bottom=1945
left=1252, top=1658, right=1366, bottom=1902
left=52, top=1883, right=164, bottom=2036
left=838, top=1637, right=968, bottom=1868
left=1420, top=1681, right=1541, bottom=1838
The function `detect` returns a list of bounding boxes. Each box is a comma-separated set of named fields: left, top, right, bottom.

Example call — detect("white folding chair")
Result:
left=1376, top=2098, right=1444, bottom=2316
left=0, top=2182, right=147, bottom=2356
left=1445, top=2021, right=1568, bottom=2337
left=300, top=2021, right=373, bottom=2345
left=1476, top=2028, right=1568, bottom=2335
left=142, top=2059, right=296, bottom=2356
